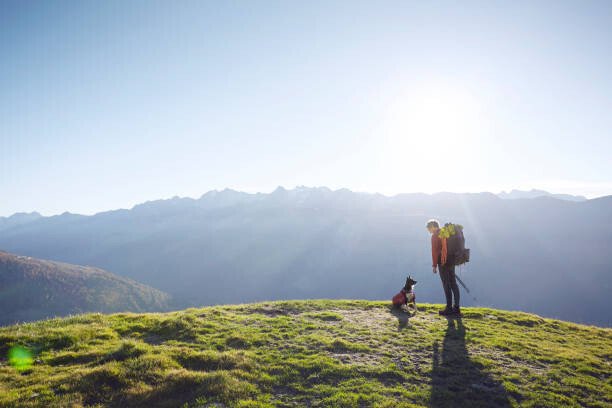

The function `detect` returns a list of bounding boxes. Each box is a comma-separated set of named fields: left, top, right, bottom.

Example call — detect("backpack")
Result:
left=440, top=223, right=470, bottom=266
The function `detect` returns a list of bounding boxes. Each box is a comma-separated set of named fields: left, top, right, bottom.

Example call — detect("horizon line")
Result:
left=3, top=186, right=607, bottom=219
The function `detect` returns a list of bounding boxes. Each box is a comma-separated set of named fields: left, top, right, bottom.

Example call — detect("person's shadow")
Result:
left=430, top=318, right=511, bottom=408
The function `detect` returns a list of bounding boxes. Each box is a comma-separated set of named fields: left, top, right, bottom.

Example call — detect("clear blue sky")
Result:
left=2, top=0, right=611, bottom=216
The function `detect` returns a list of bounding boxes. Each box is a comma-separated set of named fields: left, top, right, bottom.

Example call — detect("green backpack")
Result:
left=440, top=223, right=470, bottom=266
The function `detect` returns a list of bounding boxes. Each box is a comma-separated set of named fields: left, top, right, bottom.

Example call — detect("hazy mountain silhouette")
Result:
left=0, top=187, right=610, bottom=326
left=0, top=250, right=170, bottom=325
left=497, top=189, right=587, bottom=202
left=0, top=211, right=43, bottom=230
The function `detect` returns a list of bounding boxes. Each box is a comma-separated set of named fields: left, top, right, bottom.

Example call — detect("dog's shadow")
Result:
left=389, top=307, right=416, bottom=331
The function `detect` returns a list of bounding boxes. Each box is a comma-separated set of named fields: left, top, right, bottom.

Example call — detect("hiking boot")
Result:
left=438, top=307, right=452, bottom=316
left=452, top=306, right=462, bottom=316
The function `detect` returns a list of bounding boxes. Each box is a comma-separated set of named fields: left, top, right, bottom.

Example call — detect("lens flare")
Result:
left=8, top=346, right=33, bottom=372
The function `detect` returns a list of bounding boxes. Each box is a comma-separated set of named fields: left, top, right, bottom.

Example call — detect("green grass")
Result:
left=0, top=300, right=610, bottom=407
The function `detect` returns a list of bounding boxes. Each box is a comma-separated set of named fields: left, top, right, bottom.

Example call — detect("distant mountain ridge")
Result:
left=0, top=250, right=171, bottom=325
left=0, top=187, right=594, bottom=221
left=497, top=189, right=587, bottom=201
left=0, top=187, right=610, bottom=326
left=0, top=211, right=43, bottom=230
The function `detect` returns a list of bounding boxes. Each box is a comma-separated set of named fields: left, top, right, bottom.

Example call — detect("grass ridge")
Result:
left=0, top=300, right=609, bottom=407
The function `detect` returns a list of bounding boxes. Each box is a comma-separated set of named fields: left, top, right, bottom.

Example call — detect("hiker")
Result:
left=427, top=219, right=461, bottom=316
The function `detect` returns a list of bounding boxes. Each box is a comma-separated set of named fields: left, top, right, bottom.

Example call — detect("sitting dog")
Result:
left=392, top=275, right=418, bottom=314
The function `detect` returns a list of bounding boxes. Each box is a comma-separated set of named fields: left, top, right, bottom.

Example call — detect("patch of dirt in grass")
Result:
left=469, top=345, right=550, bottom=376
left=249, top=307, right=297, bottom=317
left=330, top=352, right=384, bottom=366
left=392, top=352, right=433, bottom=375
left=330, top=307, right=438, bottom=331
left=322, top=308, right=437, bottom=373
left=329, top=308, right=393, bottom=331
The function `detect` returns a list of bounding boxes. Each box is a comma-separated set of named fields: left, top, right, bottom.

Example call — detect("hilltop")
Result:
left=0, top=251, right=170, bottom=325
left=0, top=300, right=609, bottom=407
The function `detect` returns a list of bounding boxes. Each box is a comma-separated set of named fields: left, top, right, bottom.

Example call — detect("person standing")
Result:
left=427, top=219, right=461, bottom=316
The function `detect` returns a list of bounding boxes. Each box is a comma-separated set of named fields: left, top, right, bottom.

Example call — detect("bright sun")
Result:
left=377, top=84, right=484, bottom=192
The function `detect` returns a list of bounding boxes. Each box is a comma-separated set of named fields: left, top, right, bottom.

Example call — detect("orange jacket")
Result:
left=431, top=230, right=442, bottom=267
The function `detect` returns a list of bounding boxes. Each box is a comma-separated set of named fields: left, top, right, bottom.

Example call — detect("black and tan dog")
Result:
left=392, top=275, right=418, bottom=314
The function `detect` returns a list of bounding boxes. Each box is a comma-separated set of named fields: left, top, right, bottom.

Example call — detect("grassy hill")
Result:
left=0, top=300, right=609, bottom=407
left=0, top=251, right=170, bottom=325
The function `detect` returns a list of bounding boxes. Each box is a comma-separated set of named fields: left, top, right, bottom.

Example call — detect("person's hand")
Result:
left=432, top=266, right=437, bottom=274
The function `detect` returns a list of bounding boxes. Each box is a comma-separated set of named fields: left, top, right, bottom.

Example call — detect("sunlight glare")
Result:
left=377, top=84, right=484, bottom=192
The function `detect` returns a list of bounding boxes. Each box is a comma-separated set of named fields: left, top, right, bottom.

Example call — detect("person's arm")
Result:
left=431, top=234, right=441, bottom=273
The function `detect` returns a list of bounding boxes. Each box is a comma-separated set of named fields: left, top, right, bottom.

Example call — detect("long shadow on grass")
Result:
left=430, top=318, right=511, bottom=408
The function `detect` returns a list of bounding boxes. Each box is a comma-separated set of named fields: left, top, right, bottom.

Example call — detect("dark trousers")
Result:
left=439, top=264, right=460, bottom=308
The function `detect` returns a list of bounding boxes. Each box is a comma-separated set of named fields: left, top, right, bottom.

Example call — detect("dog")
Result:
left=392, top=275, right=418, bottom=314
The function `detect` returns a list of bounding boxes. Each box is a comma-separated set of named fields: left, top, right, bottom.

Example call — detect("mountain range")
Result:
left=0, top=187, right=610, bottom=326
left=0, top=250, right=170, bottom=325
left=496, top=189, right=587, bottom=201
